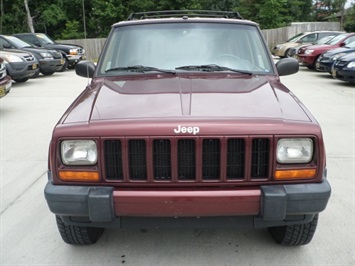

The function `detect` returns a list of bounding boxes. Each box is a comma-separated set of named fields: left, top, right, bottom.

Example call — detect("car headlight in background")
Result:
left=40, top=52, right=54, bottom=59
left=277, top=138, right=313, bottom=164
left=69, top=49, right=79, bottom=55
left=4, top=54, right=23, bottom=62
left=61, top=140, right=97, bottom=165
left=305, top=50, right=314, bottom=55
left=347, top=61, right=355, bottom=68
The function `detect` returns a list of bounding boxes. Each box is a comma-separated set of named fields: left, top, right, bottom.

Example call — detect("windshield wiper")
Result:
left=175, top=64, right=253, bottom=75
left=105, top=65, right=176, bottom=74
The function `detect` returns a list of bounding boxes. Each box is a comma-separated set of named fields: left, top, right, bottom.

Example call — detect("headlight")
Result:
left=61, top=140, right=97, bottom=165
left=347, top=61, right=355, bottom=68
left=69, top=49, right=78, bottom=55
left=40, top=52, right=54, bottom=59
left=332, top=53, right=346, bottom=61
left=4, top=54, right=23, bottom=62
left=277, top=138, right=313, bottom=164
left=305, top=50, right=314, bottom=55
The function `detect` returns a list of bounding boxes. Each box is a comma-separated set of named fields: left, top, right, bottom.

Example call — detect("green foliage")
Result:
left=60, top=21, right=85, bottom=39
left=344, top=5, right=355, bottom=31
left=0, top=0, right=352, bottom=38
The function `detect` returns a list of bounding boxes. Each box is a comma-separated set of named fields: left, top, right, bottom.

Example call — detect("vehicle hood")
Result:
left=324, top=47, right=355, bottom=56
left=305, top=44, right=334, bottom=51
left=0, top=48, right=33, bottom=57
left=45, top=43, right=82, bottom=51
left=62, top=74, right=313, bottom=125
left=337, top=52, right=355, bottom=62
left=20, top=47, right=57, bottom=54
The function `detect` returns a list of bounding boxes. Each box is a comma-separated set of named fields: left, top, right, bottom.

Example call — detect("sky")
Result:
left=346, top=0, right=354, bottom=8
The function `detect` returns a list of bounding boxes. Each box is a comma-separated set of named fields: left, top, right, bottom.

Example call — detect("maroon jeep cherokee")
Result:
left=45, top=11, right=331, bottom=246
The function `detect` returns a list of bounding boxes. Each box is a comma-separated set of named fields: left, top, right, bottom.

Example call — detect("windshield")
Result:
left=345, top=41, right=355, bottom=49
left=5, top=36, right=33, bottom=48
left=97, top=22, right=274, bottom=76
left=314, top=36, right=334, bottom=45
left=326, top=34, right=348, bottom=45
left=286, top=33, right=305, bottom=43
left=35, top=33, right=55, bottom=45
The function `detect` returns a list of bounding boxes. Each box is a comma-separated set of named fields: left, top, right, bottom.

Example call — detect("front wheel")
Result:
left=285, top=49, right=292, bottom=58
left=268, top=214, right=319, bottom=246
left=55, top=215, right=104, bottom=245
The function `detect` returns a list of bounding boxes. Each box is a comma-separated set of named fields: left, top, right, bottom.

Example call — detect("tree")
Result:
left=24, top=0, right=34, bottom=33
left=344, top=4, right=355, bottom=31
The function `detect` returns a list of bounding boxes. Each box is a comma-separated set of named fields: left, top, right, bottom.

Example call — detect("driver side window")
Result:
left=300, top=33, right=317, bottom=43
left=0, top=38, right=11, bottom=48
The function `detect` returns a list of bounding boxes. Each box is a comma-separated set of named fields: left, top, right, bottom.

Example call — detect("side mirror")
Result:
left=276, top=58, right=299, bottom=76
left=3, top=43, right=12, bottom=49
left=34, top=41, right=42, bottom=47
left=339, top=42, right=346, bottom=47
left=75, top=60, right=96, bottom=78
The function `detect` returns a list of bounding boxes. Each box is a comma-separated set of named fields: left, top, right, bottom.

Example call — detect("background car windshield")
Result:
left=326, top=34, right=348, bottom=45
left=314, top=35, right=334, bottom=44
left=98, top=23, right=274, bottom=75
left=36, top=34, right=55, bottom=45
left=286, top=32, right=305, bottom=42
left=6, top=36, right=33, bottom=48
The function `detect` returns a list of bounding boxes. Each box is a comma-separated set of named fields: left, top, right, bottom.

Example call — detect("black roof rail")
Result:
left=127, top=10, right=243, bottom=21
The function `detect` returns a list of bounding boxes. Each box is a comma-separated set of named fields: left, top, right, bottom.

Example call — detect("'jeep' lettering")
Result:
left=174, top=125, right=200, bottom=135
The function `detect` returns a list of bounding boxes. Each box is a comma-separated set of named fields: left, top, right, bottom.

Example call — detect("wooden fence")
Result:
left=59, top=22, right=341, bottom=61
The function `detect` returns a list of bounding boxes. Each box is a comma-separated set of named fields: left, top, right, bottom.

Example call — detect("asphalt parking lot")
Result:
left=0, top=68, right=354, bottom=265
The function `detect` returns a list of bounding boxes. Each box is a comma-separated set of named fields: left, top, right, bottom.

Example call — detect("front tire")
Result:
left=268, top=214, right=319, bottom=246
left=285, top=49, right=292, bottom=58
left=55, top=215, right=104, bottom=245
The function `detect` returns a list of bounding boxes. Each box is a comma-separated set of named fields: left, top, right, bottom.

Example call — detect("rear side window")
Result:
left=300, top=33, right=317, bottom=43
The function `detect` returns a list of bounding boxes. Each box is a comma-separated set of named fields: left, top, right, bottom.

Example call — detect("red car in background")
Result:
left=298, top=33, right=355, bottom=69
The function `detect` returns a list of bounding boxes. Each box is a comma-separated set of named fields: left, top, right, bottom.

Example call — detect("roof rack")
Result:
left=127, top=10, right=243, bottom=21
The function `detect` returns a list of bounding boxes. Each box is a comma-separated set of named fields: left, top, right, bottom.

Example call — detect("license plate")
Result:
left=315, top=62, right=320, bottom=69
left=32, top=63, right=38, bottom=69
left=0, top=86, right=5, bottom=97
left=60, top=59, right=65, bottom=64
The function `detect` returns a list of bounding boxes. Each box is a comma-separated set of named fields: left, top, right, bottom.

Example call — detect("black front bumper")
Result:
left=44, top=177, right=331, bottom=229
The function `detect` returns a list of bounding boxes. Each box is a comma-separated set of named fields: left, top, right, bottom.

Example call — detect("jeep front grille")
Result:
left=103, top=137, right=271, bottom=183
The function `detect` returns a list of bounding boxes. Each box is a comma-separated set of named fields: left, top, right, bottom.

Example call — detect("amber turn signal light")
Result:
left=274, top=169, right=316, bottom=180
left=58, top=171, right=100, bottom=182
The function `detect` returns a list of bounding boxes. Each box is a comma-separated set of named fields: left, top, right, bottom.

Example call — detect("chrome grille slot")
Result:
left=153, top=139, right=171, bottom=180
left=251, top=138, right=269, bottom=178
left=202, top=139, right=220, bottom=180
left=227, top=139, right=245, bottom=179
left=177, top=139, right=196, bottom=180
left=104, top=140, right=123, bottom=180
left=128, top=140, right=147, bottom=180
